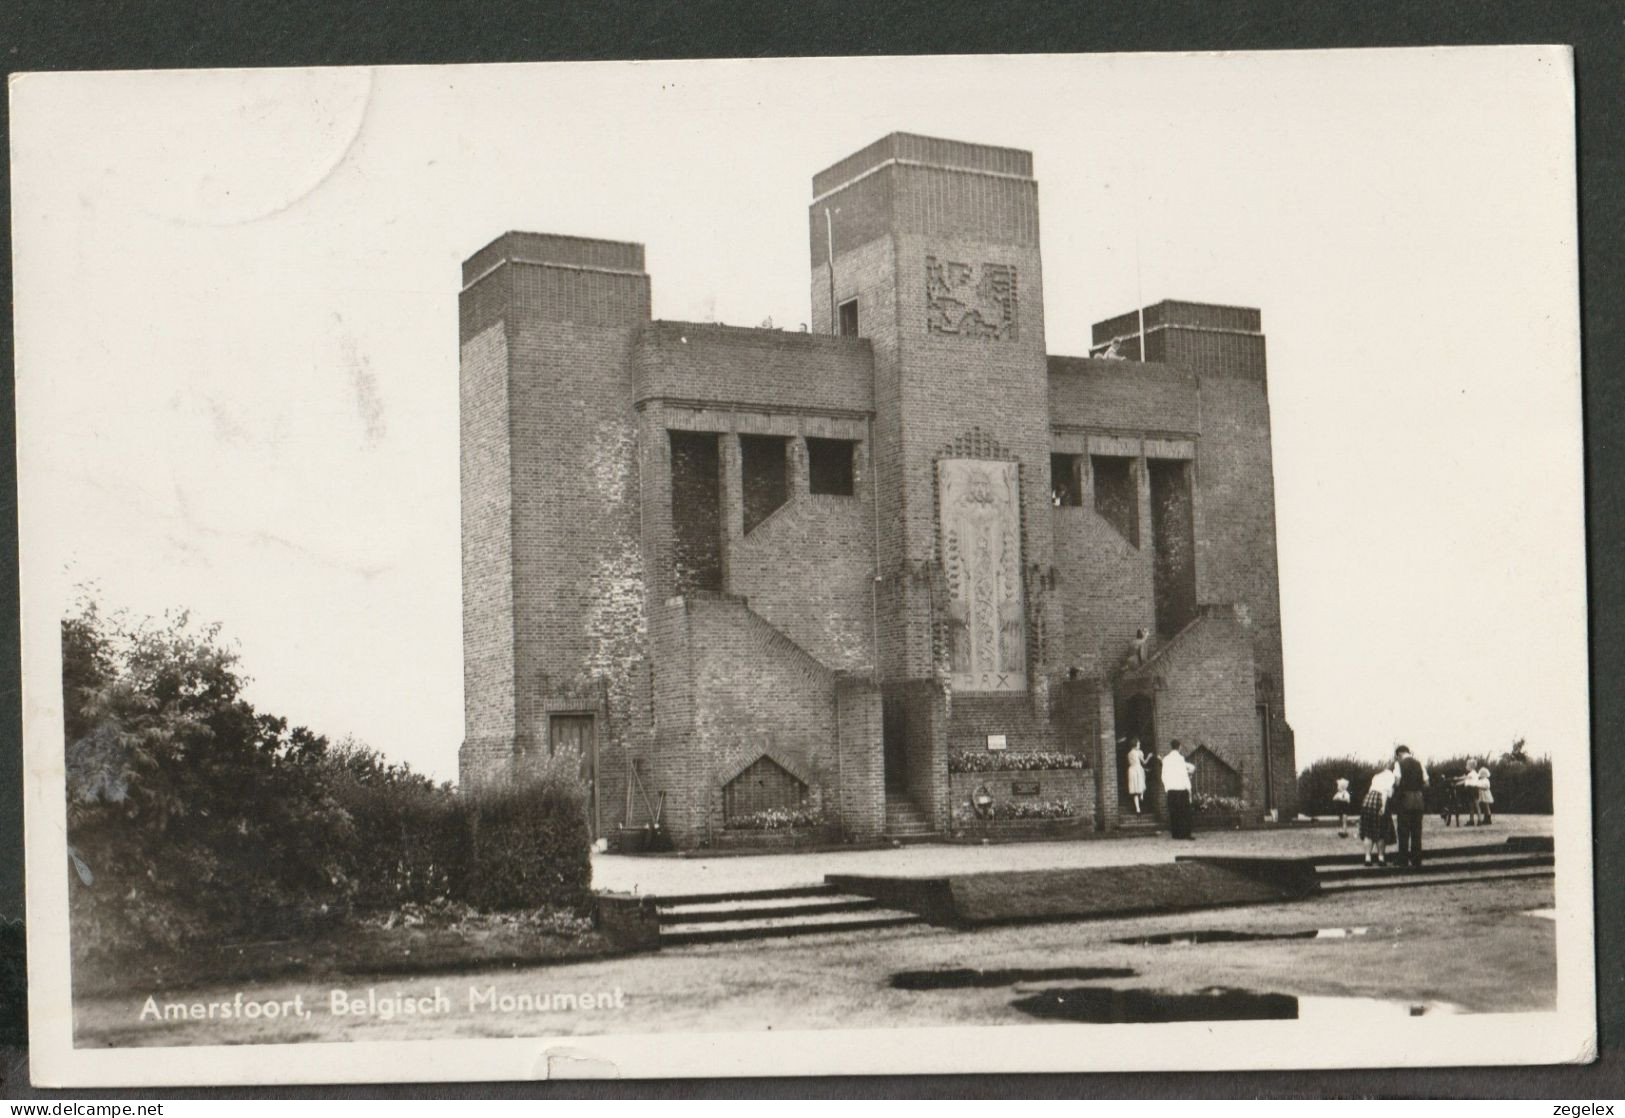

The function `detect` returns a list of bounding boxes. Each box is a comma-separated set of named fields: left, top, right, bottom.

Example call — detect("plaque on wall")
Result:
left=986, top=733, right=1007, bottom=751
left=940, top=459, right=1027, bottom=692
left=1011, top=780, right=1041, bottom=797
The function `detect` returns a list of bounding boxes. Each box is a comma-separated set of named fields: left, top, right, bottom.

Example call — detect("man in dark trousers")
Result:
left=1392, top=744, right=1429, bottom=867
left=1161, top=739, right=1197, bottom=840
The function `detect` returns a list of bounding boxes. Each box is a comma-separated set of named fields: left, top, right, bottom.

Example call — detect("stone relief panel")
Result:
left=938, top=458, right=1026, bottom=692
left=926, top=256, right=1018, bottom=340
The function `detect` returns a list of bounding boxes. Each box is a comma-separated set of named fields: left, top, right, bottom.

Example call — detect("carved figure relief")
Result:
left=926, top=256, right=1018, bottom=339
left=939, top=459, right=1026, bottom=692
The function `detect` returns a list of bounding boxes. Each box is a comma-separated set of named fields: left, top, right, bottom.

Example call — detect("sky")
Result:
left=10, top=49, right=1586, bottom=782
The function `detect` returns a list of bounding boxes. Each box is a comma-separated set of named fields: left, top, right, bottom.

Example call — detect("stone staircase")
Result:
left=654, top=884, right=923, bottom=947
left=885, top=794, right=935, bottom=841
left=1116, top=811, right=1162, bottom=833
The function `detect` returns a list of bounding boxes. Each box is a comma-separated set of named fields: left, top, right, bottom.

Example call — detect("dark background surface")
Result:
left=0, top=0, right=1619, bottom=1099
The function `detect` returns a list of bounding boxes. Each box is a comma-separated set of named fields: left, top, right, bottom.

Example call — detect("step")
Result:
left=1309, top=839, right=1550, bottom=867
left=650, top=883, right=834, bottom=907
left=659, top=908, right=923, bottom=946
left=884, top=823, right=935, bottom=834
left=657, top=897, right=883, bottom=925
left=1316, top=854, right=1553, bottom=881
left=1319, top=867, right=1554, bottom=895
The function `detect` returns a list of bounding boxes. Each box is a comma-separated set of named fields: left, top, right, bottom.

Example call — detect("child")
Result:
left=1332, top=777, right=1352, bottom=837
left=1359, top=768, right=1397, bottom=866
left=1476, top=764, right=1494, bottom=826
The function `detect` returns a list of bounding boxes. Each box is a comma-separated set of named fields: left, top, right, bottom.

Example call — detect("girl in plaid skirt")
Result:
left=1359, top=768, right=1397, bottom=866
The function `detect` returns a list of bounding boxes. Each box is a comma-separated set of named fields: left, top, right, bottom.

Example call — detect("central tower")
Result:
left=810, top=134, right=1061, bottom=822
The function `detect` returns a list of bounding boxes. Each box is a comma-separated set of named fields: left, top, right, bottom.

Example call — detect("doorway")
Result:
left=550, top=714, right=599, bottom=839
left=1115, top=693, right=1157, bottom=814
left=882, top=698, right=908, bottom=796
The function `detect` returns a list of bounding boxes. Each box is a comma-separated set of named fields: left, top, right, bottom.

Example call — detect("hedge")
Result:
left=1297, top=753, right=1552, bottom=817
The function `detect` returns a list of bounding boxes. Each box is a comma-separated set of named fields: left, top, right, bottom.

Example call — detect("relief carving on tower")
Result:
left=938, top=458, right=1026, bottom=692
left=926, top=256, right=1018, bottom=340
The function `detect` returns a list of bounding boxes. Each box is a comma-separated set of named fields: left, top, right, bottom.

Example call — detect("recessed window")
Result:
left=807, top=437, right=856, bottom=495
left=837, top=298, right=860, bottom=337
left=739, top=434, right=791, bottom=534
left=1091, top=454, right=1138, bottom=546
left=1051, top=453, right=1083, bottom=507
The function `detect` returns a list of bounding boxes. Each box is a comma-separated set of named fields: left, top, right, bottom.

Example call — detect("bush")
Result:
left=948, top=750, right=1084, bottom=773
left=1298, top=750, right=1553, bottom=817
left=1427, top=754, right=1552, bottom=814
left=62, top=597, right=596, bottom=969
left=1296, top=755, right=1386, bottom=818
left=463, top=765, right=593, bottom=915
left=323, top=742, right=463, bottom=912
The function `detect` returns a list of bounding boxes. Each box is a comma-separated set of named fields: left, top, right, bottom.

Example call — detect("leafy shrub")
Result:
left=62, top=597, right=596, bottom=968
left=725, top=805, right=825, bottom=830
left=1298, top=750, right=1553, bottom=817
left=322, top=741, right=463, bottom=912
left=949, top=750, right=1084, bottom=773
left=1427, top=754, right=1552, bottom=814
left=1296, top=755, right=1387, bottom=818
left=463, top=761, right=593, bottom=914
left=64, top=603, right=356, bottom=958
left=1193, top=793, right=1249, bottom=814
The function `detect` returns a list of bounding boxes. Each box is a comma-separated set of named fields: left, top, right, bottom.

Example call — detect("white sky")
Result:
left=10, top=50, right=1586, bottom=782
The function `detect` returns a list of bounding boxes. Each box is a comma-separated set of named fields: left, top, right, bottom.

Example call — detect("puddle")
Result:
left=1523, top=909, right=1557, bottom=921
left=1010, top=986, right=1458, bottom=1024
left=1114, top=927, right=1370, bottom=946
left=891, top=966, right=1135, bottom=990
left=1012, top=985, right=1297, bottom=1023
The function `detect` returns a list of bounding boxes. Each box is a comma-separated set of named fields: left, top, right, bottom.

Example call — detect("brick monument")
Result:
left=458, top=133, right=1296, bottom=847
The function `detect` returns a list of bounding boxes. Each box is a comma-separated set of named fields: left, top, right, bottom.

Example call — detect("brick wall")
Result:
left=1133, top=607, right=1263, bottom=808
left=651, top=593, right=857, bottom=845
left=460, top=321, right=517, bottom=789
left=458, top=234, right=651, bottom=828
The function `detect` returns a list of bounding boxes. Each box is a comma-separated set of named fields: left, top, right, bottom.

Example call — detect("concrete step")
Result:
left=1319, top=867, right=1553, bottom=895
left=1317, top=853, right=1552, bottom=882
left=658, top=907, right=924, bottom=946
left=651, top=883, right=834, bottom=907
left=1309, top=837, right=1551, bottom=867
left=884, top=821, right=934, bottom=833
left=657, top=897, right=885, bottom=925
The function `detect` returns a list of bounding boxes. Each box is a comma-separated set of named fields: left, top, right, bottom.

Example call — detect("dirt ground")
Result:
left=74, top=871, right=1555, bottom=1047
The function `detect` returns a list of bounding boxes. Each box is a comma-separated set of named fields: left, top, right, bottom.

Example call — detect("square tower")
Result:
left=809, top=135, right=1065, bottom=822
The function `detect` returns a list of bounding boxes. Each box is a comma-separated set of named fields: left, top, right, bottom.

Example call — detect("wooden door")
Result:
left=550, top=715, right=598, bottom=838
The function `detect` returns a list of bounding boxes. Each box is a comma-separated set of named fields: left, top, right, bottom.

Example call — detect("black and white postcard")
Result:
left=11, top=48, right=1593, bottom=1085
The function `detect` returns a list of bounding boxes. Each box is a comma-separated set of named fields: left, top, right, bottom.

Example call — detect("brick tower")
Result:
left=809, top=135, right=1070, bottom=829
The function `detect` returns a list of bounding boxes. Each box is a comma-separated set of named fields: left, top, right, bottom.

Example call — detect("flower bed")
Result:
left=949, top=750, right=1085, bottom=773
left=712, top=822, right=840, bottom=850
left=725, top=806, right=824, bottom=831
left=986, top=798, right=1076, bottom=820
left=1193, top=793, right=1249, bottom=814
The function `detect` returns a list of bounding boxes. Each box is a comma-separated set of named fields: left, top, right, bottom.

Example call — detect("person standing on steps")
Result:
left=1160, top=739, right=1197, bottom=840
left=1125, top=737, right=1149, bottom=814
left=1392, top=744, right=1429, bottom=868
left=1359, top=766, right=1396, bottom=866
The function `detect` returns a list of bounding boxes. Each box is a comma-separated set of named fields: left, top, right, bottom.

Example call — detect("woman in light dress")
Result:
left=1125, top=738, right=1148, bottom=814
